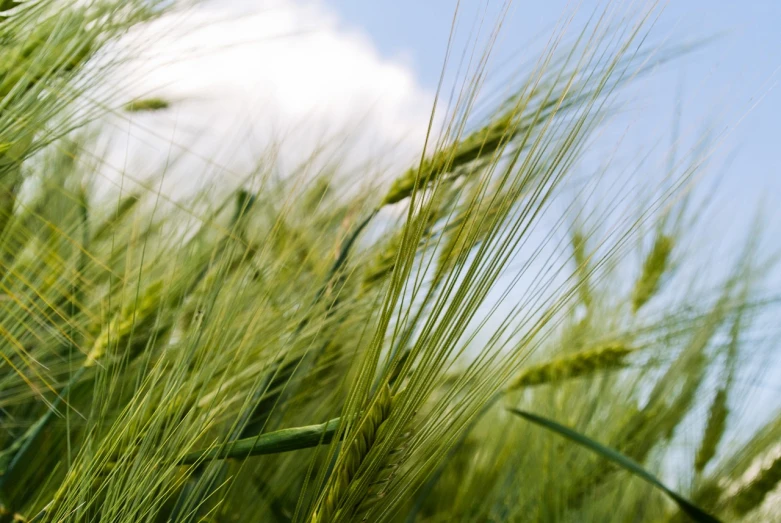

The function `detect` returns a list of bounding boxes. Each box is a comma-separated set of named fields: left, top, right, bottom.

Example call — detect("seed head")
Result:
left=506, top=342, right=634, bottom=390
left=632, top=234, right=674, bottom=313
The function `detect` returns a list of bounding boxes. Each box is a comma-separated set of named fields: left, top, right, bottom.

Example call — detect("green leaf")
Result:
left=508, top=408, right=721, bottom=523
left=179, top=417, right=340, bottom=465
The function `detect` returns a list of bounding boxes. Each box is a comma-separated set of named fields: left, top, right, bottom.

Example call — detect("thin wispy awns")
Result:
left=0, top=2, right=778, bottom=523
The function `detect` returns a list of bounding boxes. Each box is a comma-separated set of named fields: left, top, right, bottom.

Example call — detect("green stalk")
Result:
left=179, top=417, right=340, bottom=465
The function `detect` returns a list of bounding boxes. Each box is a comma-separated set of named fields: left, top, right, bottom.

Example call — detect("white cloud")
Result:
left=98, top=0, right=436, bottom=200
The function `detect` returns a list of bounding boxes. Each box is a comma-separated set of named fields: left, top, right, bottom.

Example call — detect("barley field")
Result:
left=0, top=1, right=778, bottom=522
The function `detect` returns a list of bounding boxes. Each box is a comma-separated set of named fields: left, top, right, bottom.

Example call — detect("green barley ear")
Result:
left=381, top=111, right=514, bottom=206
left=631, top=233, right=674, bottom=313
left=353, top=424, right=414, bottom=518
left=505, top=342, right=634, bottom=390
left=694, top=387, right=728, bottom=473
left=382, top=160, right=435, bottom=207
left=380, top=42, right=651, bottom=208
left=85, top=279, right=170, bottom=367
left=694, top=302, right=744, bottom=474
left=124, top=97, right=170, bottom=113
left=312, top=384, right=393, bottom=523
left=380, top=70, right=539, bottom=207
left=729, top=453, right=781, bottom=516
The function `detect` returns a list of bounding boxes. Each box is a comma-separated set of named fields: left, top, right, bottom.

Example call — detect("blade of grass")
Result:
left=508, top=408, right=721, bottom=523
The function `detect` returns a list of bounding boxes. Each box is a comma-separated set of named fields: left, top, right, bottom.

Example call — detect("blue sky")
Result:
left=326, top=0, right=781, bottom=210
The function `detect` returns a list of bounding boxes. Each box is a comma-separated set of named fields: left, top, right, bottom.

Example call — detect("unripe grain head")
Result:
left=506, top=342, right=634, bottom=391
